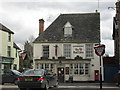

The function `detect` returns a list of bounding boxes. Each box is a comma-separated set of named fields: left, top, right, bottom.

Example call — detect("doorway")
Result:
left=57, top=67, right=64, bottom=83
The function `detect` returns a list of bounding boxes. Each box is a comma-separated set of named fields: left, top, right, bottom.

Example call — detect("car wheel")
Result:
left=116, top=82, right=120, bottom=86
left=54, top=82, right=59, bottom=88
left=14, top=79, right=18, bottom=85
left=44, top=84, right=49, bottom=90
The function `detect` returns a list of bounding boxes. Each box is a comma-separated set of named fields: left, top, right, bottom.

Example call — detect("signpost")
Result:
left=94, top=44, right=105, bottom=89
left=21, top=53, right=27, bottom=61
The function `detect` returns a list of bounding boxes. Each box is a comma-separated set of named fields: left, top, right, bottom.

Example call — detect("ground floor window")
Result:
left=36, top=63, right=89, bottom=75
left=69, top=63, right=89, bottom=75
left=37, top=63, right=54, bottom=71
left=4, top=63, right=11, bottom=69
left=13, top=64, right=17, bottom=70
left=65, top=67, right=69, bottom=74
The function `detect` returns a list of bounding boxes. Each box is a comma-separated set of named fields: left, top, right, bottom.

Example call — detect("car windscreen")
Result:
left=12, top=70, right=21, bottom=75
left=23, top=69, right=44, bottom=76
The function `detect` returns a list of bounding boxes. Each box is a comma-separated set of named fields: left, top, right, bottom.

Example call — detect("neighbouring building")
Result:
left=33, top=12, right=103, bottom=82
left=104, top=0, right=120, bottom=82
left=0, top=23, right=20, bottom=70
left=113, top=0, right=120, bottom=69
left=103, top=56, right=118, bottom=82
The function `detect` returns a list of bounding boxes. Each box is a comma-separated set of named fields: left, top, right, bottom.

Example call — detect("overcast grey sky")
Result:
left=0, top=0, right=117, bottom=56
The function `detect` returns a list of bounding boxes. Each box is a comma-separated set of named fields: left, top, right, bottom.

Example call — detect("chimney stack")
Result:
left=39, top=19, right=44, bottom=35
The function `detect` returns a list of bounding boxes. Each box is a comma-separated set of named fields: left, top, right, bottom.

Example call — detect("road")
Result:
left=0, top=83, right=120, bottom=90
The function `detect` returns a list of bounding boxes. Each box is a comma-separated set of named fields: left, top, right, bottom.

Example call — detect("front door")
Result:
left=57, top=67, right=64, bottom=83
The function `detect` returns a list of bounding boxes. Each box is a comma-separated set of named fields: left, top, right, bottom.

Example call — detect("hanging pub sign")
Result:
left=94, top=45, right=105, bottom=56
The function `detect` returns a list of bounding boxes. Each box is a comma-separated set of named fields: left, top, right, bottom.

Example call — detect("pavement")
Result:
left=59, top=82, right=120, bottom=88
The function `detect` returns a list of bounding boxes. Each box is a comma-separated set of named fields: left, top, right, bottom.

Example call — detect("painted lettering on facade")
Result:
left=73, top=45, right=84, bottom=54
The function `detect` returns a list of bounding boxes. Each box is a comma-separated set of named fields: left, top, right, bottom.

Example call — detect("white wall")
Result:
left=34, top=43, right=96, bottom=59
left=33, top=42, right=104, bottom=81
left=0, top=30, right=2, bottom=56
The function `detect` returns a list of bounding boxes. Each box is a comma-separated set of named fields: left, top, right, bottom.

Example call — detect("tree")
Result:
left=19, top=35, right=35, bottom=72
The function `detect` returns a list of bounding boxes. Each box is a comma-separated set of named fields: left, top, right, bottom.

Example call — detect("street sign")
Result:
left=21, top=53, right=27, bottom=61
left=94, top=45, right=105, bottom=56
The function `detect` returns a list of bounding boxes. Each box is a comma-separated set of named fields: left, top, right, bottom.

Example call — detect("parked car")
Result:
left=114, top=70, right=120, bottom=86
left=0, top=69, right=21, bottom=85
left=18, top=69, right=58, bottom=90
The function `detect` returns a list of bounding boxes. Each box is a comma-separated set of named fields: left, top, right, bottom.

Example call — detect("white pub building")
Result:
left=33, top=12, right=103, bottom=82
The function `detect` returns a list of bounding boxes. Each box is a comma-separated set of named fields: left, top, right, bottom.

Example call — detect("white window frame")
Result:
left=42, top=45, right=49, bottom=58
left=63, top=44, right=71, bottom=58
left=64, top=22, right=73, bottom=37
left=68, top=63, right=89, bottom=75
left=79, top=63, right=84, bottom=75
left=85, top=44, right=94, bottom=58
left=85, top=63, right=89, bottom=74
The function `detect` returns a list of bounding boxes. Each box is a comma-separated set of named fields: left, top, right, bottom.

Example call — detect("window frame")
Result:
left=85, top=44, right=94, bottom=58
left=63, top=44, right=71, bottom=58
left=64, top=22, right=73, bottom=37
left=68, top=63, right=89, bottom=75
left=7, top=46, right=11, bottom=57
left=42, top=45, right=49, bottom=58
left=8, top=33, right=11, bottom=42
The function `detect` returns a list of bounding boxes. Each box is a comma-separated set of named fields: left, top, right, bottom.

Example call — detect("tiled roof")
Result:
left=0, top=23, right=14, bottom=34
left=34, top=13, right=100, bottom=43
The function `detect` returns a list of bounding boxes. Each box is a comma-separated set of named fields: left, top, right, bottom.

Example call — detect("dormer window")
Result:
left=64, top=22, right=73, bottom=37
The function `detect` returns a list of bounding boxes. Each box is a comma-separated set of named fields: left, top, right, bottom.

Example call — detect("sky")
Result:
left=0, top=0, right=118, bottom=56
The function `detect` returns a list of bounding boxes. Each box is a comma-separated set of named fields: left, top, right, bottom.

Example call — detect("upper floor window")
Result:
left=42, top=45, right=49, bottom=58
left=64, top=44, right=71, bottom=58
left=8, top=33, right=11, bottom=42
left=7, top=46, right=11, bottom=57
left=16, top=49, right=17, bottom=58
left=64, top=22, right=73, bottom=37
left=85, top=44, right=93, bottom=58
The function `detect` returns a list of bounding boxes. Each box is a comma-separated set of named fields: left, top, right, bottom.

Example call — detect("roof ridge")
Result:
left=61, top=12, right=100, bottom=15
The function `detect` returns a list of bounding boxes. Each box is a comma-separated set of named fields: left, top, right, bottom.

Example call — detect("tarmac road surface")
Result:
left=0, top=83, right=120, bottom=90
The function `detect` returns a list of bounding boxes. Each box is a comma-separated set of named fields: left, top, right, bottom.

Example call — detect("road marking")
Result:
left=59, top=86, right=120, bottom=88
left=1, top=84, right=119, bottom=89
left=0, top=85, right=18, bottom=88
